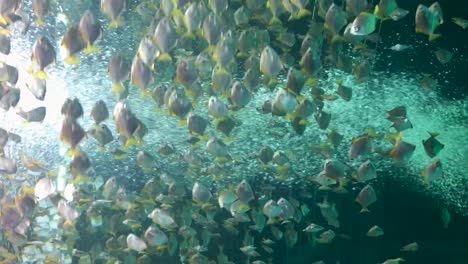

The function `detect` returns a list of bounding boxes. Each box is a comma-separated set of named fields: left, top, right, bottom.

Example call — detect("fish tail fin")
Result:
left=67, top=148, right=81, bottom=157
left=184, top=87, right=197, bottom=98
left=385, top=132, right=402, bottom=143
left=21, top=185, right=35, bottom=195
left=205, top=44, right=216, bottom=55
left=113, top=154, right=125, bottom=160
left=236, top=51, right=250, bottom=59
left=72, top=175, right=90, bottom=184
left=331, top=34, right=345, bottom=44
left=63, top=220, right=74, bottom=227
left=298, top=119, right=310, bottom=126
left=34, top=70, right=47, bottom=79
left=277, top=165, right=289, bottom=174
left=183, top=31, right=196, bottom=40
left=429, top=33, right=442, bottom=41
left=26, top=65, right=34, bottom=74
left=195, top=28, right=203, bottom=38
left=267, top=217, right=279, bottom=225
left=142, top=167, right=153, bottom=174
left=178, top=119, right=188, bottom=126
left=157, top=53, right=172, bottom=62
left=47, top=170, right=58, bottom=177
left=109, top=18, right=122, bottom=29
left=199, top=134, right=209, bottom=141
left=84, top=44, right=99, bottom=54
left=35, top=18, right=46, bottom=27
left=139, top=89, right=151, bottom=98
left=30, top=159, right=45, bottom=166
left=360, top=207, right=370, bottom=213
left=0, top=28, right=10, bottom=35
left=288, top=13, right=300, bottom=21
left=124, top=137, right=140, bottom=148
left=305, top=77, right=318, bottom=86
left=297, top=8, right=311, bottom=18
left=284, top=112, right=297, bottom=120
left=171, top=8, right=184, bottom=20
left=267, top=78, right=278, bottom=90
left=338, top=177, right=349, bottom=189
left=352, top=171, right=359, bottom=181
left=295, top=94, right=306, bottom=101
left=223, top=136, right=234, bottom=143
left=153, top=107, right=164, bottom=113
left=201, top=203, right=213, bottom=211
left=113, top=152, right=126, bottom=160
left=0, top=15, right=12, bottom=25
left=156, top=245, right=169, bottom=251
left=64, top=56, right=79, bottom=65
left=269, top=16, right=282, bottom=26
left=366, top=127, right=377, bottom=137
left=111, top=82, right=125, bottom=94
left=373, top=5, right=382, bottom=18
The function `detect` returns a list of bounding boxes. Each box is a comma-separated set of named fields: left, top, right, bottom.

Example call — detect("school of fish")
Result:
left=0, top=0, right=464, bottom=263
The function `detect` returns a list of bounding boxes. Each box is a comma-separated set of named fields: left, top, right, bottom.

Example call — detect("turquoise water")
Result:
left=0, top=0, right=467, bottom=263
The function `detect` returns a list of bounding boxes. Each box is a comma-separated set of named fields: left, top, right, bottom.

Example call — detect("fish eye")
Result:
left=353, top=26, right=360, bottom=32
